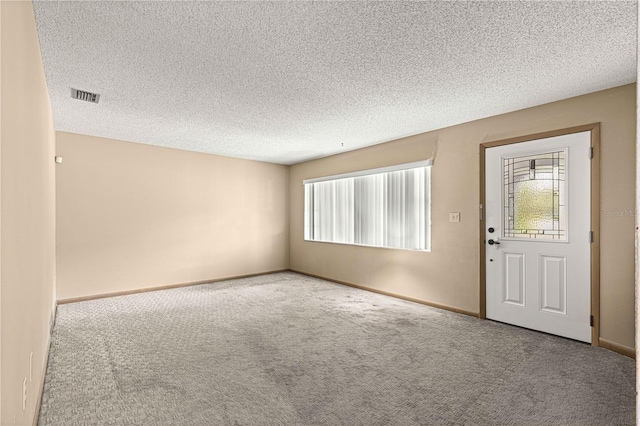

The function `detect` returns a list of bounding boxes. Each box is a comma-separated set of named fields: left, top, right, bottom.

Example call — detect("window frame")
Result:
left=303, top=160, right=432, bottom=252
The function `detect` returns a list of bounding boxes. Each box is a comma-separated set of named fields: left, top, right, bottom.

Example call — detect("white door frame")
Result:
left=479, top=123, right=600, bottom=346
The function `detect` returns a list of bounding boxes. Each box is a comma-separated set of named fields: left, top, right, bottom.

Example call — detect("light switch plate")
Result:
left=22, top=377, right=27, bottom=410
left=450, top=212, right=460, bottom=223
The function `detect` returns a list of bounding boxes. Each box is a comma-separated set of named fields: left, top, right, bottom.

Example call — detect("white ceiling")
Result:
left=33, top=1, right=637, bottom=165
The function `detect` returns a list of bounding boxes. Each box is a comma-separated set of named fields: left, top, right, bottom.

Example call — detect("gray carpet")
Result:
left=38, top=272, right=634, bottom=425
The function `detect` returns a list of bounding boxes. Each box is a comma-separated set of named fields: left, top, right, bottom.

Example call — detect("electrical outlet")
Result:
left=22, top=377, right=27, bottom=410
left=29, top=352, right=33, bottom=382
left=450, top=212, right=461, bottom=223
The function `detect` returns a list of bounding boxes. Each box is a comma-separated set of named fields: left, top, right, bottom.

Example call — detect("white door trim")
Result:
left=479, top=123, right=600, bottom=346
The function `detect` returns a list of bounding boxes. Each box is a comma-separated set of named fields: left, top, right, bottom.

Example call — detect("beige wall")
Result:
left=1, top=1, right=57, bottom=424
left=290, top=84, right=636, bottom=350
left=56, top=132, right=289, bottom=300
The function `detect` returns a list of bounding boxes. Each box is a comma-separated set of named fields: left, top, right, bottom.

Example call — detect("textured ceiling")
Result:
left=33, top=1, right=637, bottom=165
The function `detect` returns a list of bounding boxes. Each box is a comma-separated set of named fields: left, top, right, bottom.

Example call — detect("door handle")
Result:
left=488, top=239, right=500, bottom=245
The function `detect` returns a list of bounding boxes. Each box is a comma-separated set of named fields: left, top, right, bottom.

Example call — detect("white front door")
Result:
left=485, top=131, right=591, bottom=343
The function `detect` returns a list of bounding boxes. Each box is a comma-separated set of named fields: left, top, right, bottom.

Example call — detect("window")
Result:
left=304, top=161, right=431, bottom=251
left=503, top=150, right=566, bottom=240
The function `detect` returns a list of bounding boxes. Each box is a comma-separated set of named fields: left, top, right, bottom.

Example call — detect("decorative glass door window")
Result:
left=503, top=150, right=566, bottom=240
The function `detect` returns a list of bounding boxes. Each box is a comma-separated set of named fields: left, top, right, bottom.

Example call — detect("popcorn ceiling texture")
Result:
left=33, top=1, right=636, bottom=165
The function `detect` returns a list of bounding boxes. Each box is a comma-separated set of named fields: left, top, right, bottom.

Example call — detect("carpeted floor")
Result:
left=38, top=272, right=634, bottom=425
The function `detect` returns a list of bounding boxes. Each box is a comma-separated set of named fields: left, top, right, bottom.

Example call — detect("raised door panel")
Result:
left=540, top=255, right=567, bottom=315
left=503, top=253, right=525, bottom=306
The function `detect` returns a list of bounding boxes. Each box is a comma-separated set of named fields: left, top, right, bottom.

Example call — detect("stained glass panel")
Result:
left=503, top=151, right=566, bottom=240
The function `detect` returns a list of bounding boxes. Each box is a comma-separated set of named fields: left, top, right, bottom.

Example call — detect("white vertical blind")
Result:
left=304, top=164, right=430, bottom=251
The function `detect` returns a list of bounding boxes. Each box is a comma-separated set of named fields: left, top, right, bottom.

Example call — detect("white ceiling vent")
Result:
left=71, top=88, right=100, bottom=104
